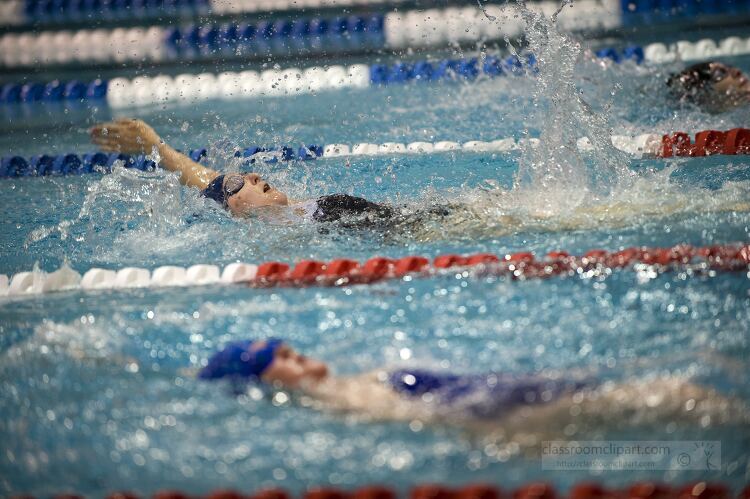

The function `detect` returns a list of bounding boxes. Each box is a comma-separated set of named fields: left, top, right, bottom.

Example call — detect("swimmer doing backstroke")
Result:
left=194, top=337, right=745, bottom=437
left=90, top=118, right=448, bottom=229
left=88, top=62, right=750, bottom=232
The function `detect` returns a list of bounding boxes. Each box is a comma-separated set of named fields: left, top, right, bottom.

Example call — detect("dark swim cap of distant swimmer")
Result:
left=198, top=338, right=283, bottom=381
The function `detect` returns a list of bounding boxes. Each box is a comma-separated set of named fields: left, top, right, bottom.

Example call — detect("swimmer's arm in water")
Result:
left=307, top=371, right=437, bottom=423
left=90, top=118, right=218, bottom=190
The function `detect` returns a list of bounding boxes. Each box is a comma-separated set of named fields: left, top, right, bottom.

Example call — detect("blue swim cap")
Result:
left=198, top=338, right=284, bottom=381
left=201, top=174, right=227, bottom=207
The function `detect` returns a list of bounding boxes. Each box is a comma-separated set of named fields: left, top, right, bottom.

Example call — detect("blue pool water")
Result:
left=1, top=25, right=750, bottom=497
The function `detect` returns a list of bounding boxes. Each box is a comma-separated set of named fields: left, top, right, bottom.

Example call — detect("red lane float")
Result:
left=410, top=484, right=503, bottom=499
left=627, top=482, right=674, bottom=499
left=242, top=243, right=750, bottom=289
left=393, top=256, right=430, bottom=276
left=679, top=483, right=730, bottom=499
left=256, top=262, right=290, bottom=283
left=659, top=127, right=750, bottom=158
left=290, top=260, right=327, bottom=283
left=466, top=253, right=500, bottom=265
left=569, top=483, right=612, bottom=499
left=458, top=485, right=502, bottom=499
left=17, top=481, right=743, bottom=499
left=361, top=257, right=395, bottom=280
left=152, top=493, right=191, bottom=499
left=433, top=254, right=467, bottom=268
left=325, top=259, right=360, bottom=278
left=305, top=489, right=350, bottom=499
left=410, top=485, right=454, bottom=499
left=207, top=492, right=248, bottom=499
left=513, top=483, right=557, bottom=499
left=507, top=252, right=535, bottom=263
left=252, top=491, right=291, bottom=499
left=353, top=487, right=397, bottom=499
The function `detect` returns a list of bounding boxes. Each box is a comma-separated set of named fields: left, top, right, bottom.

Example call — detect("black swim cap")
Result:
left=667, top=62, right=726, bottom=102
left=202, top=174, right=227, bottom=207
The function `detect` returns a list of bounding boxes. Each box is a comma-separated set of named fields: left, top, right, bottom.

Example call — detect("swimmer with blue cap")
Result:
left=198, top=338, right=329, bottom=388
left=198, top=338, right=732, bottom=433
left=90, top=119, right=404, bottom=226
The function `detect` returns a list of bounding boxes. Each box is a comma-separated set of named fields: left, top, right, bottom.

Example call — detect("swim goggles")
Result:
left=222, top=174, right=246, bottom=200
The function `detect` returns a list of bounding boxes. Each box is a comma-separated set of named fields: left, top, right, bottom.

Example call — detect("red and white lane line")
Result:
left=2, top=243, right=748, bottom=298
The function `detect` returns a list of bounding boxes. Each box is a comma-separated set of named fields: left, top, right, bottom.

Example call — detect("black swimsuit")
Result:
left=201, top=183, right=452, bottom=231
left=312, top=194, right=394, bottom=225
left=314, top=193, right=453, bottom=232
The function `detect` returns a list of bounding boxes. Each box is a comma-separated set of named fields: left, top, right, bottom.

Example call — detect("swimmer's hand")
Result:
left=90, top=117, right=218, bottom=190
left=90, top=118, right=162, bottom=155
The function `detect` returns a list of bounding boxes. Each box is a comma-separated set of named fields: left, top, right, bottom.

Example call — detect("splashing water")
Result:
left=517, top=1, right=631, bottom=207
left=427, top=0, right=750, bottom=242
left=16, top=3, right=750, bottom=269
left=24, top=164, right=201, bottom=264
left=477, top=0, right=632, bottom=216
left=78, top=163, right=185, bottom=231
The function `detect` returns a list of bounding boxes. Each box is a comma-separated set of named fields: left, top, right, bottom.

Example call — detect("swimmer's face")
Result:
left=224, top=173, right=288, bottom=216
left=261, top=343, right=329, bottom=389
left=711, top=63, right=750, bottom=95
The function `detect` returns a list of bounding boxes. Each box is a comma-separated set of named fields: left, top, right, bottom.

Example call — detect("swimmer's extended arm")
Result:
left=90, top=118, right=218, bottom=190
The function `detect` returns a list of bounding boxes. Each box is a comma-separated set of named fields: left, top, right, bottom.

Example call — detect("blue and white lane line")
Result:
left=5, top=0, right=750, bottom=30
left=0, top=15, right=387, bottom=68
left=0, top=133, right=664, bottom=178
left=0, top=1, right=625, bottom=67
left=4, top=0, right=750, bottom=67
left=0, top=33, right=748, bottom=108
left=2, top=0, right=403, bottom=27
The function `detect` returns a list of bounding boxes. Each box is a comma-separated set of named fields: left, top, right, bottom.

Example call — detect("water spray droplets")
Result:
left=509, top=0, right=631, bottom=213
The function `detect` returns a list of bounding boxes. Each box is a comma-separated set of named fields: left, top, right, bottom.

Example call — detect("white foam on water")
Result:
left=4, top=319, right=126, bottom=364
left=408, top=166, right=750, bottom=243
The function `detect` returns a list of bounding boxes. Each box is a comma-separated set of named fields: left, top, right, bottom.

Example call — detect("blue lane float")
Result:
left=0, top=151, right=158, bottom=177
left=1, top=79, right=108, bottom=104
left=8, top=0, right=750, bottom=28
left=0, top=145, right=326, bottom=177
left=162, top=14, right=386, bottom=57
left=368, top=54, right=543, bottom=85
left=621, top=0, right=750, bottom=25
left=21, top=0, right=209, bottom=23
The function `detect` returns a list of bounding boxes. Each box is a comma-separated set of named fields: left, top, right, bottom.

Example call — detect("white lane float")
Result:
left=151, top=266, right=187, bottom=287
left=114, top=267, right=151, bottom=288
left=81, top=269, right=118, bottom=290
left=221, top=263, right=258, bottom=283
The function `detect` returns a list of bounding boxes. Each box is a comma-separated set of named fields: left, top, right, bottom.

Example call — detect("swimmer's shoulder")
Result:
left=290, top=199, right=319, bottom=219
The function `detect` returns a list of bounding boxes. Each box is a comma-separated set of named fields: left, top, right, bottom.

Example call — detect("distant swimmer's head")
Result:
left=202, top=172, right=289, bottom=216
left=667, top=62, right=750, bottom=113
left=199, top=339, right=329, bottom=388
